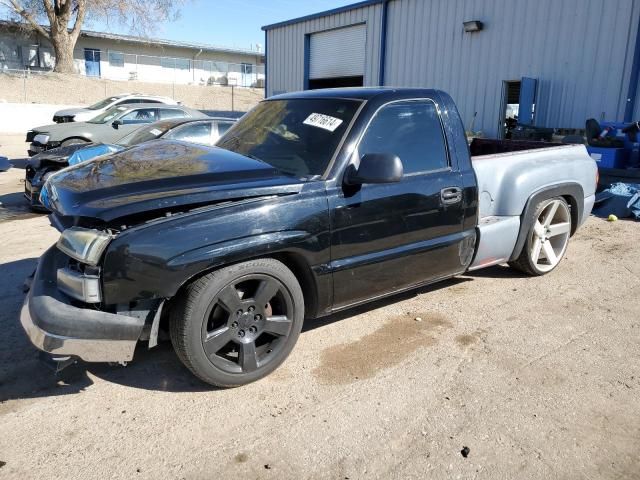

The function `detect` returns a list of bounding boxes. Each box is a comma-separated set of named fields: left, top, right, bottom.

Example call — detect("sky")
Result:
left=90, top=0, right=357, bottom=52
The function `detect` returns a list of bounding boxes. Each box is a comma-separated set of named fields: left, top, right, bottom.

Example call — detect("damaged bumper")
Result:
left=20, top=246, right=145, bottom=362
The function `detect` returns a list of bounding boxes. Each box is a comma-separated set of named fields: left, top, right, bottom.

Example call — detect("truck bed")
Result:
left=469, top=138, right=565, bottom=156
left=468, top=143, right=597, bottom=270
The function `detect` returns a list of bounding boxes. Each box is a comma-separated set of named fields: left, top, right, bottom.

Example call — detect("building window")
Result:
left=160, top=57, right=175, bottom=69
left=176, top=58, right=190, bottom=71
left=109, top=51, right=124, bottom=68
left=161, top=57, right=190, bottom=71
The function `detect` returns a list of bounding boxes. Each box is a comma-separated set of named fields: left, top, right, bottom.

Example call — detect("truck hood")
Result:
left=31, top=120, right=95, bottom=139
left=44, top=140, right=303, bottom=223
left=27, top=143, right=96, bottom=169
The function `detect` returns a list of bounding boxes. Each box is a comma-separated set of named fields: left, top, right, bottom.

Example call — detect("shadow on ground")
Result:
left=466, top=264, right=529, bottom=279
left=9, top=158, right=29, bottom=169
left=0, top=258, right=475, bottom=402
left=302, top=276, right=473, bottom=333
left=0, top=191, right=42, bottom=223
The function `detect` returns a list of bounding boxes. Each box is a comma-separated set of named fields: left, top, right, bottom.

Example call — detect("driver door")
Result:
left=328, top=99, right=466, bottom=309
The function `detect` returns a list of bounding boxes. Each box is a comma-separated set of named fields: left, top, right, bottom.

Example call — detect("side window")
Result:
left=159, top=108, right=187, bottom=120
left=358, top=100, right=448, bottom=174
left=216, top=121, right=234, bottom=137
left=119, top=108, right=157, bottom=124
left=167, top=122, right=212, bottom=145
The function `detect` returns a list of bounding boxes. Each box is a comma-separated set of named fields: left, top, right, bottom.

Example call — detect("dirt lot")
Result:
left=0, top=136, right=639, bottom=479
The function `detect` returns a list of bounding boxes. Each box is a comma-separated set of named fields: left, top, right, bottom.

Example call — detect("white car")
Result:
left=52, top=93, right=179, bottom=123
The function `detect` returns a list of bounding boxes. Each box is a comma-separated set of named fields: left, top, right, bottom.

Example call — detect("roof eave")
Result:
left=261, top=0, right=385, bottom=31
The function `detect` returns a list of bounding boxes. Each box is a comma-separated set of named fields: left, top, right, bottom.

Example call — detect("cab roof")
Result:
left=267, top=87, right=446, bottom=102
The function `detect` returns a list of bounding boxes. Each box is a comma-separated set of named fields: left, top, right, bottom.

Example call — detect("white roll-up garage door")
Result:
left=309, top=24, right=366, bottom=79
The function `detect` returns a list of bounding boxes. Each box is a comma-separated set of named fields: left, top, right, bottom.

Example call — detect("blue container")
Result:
left=586, top=146, right=627, bottom=169
left=599, top=121, right=635, bottom=149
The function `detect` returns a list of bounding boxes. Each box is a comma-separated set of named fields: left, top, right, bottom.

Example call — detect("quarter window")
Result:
left=216, top=121, right=234, bottom=137
left=358, top=100, right=448, bottom=174
left=158, top=108, right=187, bottom=120
left=168, top=122, right=213, bottom=145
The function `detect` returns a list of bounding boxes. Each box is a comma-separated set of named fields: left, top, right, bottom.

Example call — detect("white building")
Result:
left=0, top=21, right=265, bottom=87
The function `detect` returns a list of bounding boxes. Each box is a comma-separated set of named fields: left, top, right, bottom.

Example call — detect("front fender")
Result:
left=100, top=186, right=330, bottom=306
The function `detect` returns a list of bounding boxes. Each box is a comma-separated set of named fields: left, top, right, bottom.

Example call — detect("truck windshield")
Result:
left=217, top=98, right=362, bottom=178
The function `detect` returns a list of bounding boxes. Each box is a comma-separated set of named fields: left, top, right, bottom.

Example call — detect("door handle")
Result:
left=440, top=187, right=463, bottom=205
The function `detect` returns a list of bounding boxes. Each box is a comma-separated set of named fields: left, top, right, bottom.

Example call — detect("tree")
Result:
left=0, top=0, right=184, bottom=73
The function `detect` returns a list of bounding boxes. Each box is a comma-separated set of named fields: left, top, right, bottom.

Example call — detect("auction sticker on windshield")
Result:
left=303, top=113, right=343, bottom=132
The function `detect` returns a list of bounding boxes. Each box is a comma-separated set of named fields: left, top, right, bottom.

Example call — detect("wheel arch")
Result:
left=165, top=249, right=321, bottom=321
left=61, top=136, right=91, bottom=145
left=509, top=182, right=583, bottom=262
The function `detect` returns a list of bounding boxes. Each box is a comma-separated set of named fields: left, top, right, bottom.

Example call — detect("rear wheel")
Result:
left=170, top=258, right=304, bottom=387
left=509, top=197, right=572, bottom=276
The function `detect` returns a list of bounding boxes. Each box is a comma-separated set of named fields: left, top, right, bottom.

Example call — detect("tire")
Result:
left=509, top=197, right=572, bottom=276
left=61, top=138, right=88, bottom=147
left=170, top=258, right=304, bottom=387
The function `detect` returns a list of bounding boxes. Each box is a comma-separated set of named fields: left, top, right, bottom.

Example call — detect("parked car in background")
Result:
left=0, top=155, right=9, bottom=172
left=200, top=110, right=246, bottom=121
left=22, top=88, right=597, bottom=387
left=52, top=93, right=178, bottom=123
left=26, top=104, right=206, bottom=156
left=24, top=116, right=238, bottom=209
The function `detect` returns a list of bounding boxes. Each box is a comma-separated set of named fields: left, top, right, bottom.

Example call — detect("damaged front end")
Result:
left=21, top=220, right=165, bottom=367
left=20, top=244, right=148, bottom=364
left=22, top=141, right=306, bottom=366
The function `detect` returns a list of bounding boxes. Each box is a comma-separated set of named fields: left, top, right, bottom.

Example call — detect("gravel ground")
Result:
left=0, top=138, right=639, bottom=479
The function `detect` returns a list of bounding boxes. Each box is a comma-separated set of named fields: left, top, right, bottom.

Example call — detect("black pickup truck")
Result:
left=22, top=88, right=596, bottom=387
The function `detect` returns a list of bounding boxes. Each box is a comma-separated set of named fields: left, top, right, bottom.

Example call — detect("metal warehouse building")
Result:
left=262, top=0, right=640, bottom=137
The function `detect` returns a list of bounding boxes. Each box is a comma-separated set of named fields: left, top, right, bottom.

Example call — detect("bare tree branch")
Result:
left=1, top=0, right=186, bottom=73
left=69, top=0, right=85, bottom=40
left=41, top=0, right=53, bottom=25
left=7, top=0, right=50, bottom=39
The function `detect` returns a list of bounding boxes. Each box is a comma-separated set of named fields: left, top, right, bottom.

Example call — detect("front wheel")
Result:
left=170, top=258, right=304, bottom=387
left=509, top=197, right=572, bottom=276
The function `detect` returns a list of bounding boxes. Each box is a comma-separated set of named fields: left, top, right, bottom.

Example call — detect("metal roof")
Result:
left=0, top=20, right=263, bottom=58
left=261, top=0, right=385, bottom=31
left=79, top=29, right=264, bottom=58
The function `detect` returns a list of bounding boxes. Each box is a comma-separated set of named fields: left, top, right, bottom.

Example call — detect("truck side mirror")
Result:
left=345, top=153, right=403, bottom=185
left=112, top=119, right=123, bottom=129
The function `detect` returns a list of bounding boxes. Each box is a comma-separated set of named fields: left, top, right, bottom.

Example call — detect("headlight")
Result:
left=57, top=227, right=113, bottom=266
left=34, top=133, right=50, bottom=144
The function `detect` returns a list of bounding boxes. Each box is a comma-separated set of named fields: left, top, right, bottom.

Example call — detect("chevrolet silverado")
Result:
left=21, top=88, right=597, bottom=387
